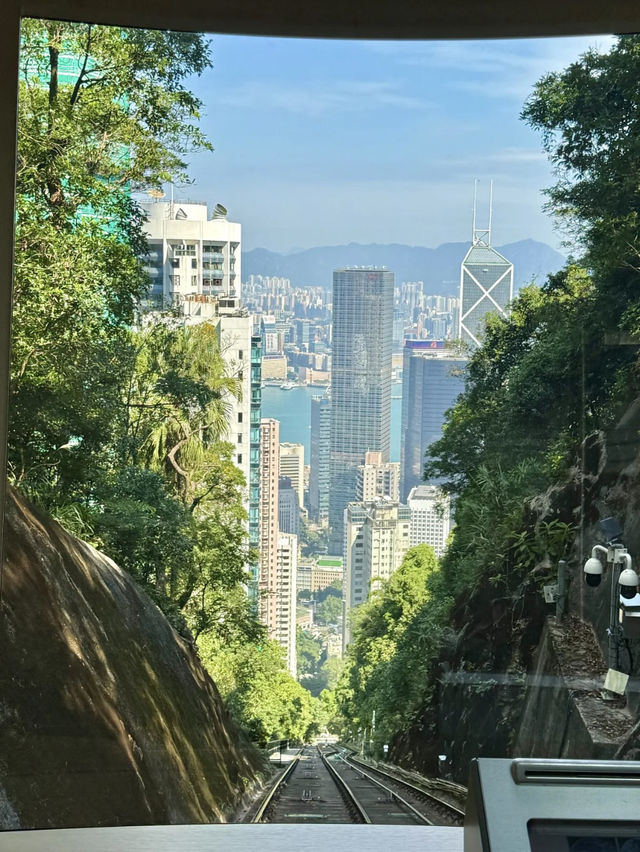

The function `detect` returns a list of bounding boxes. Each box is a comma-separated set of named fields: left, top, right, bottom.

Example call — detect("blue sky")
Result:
left=181, top=34, right=614, bottom=253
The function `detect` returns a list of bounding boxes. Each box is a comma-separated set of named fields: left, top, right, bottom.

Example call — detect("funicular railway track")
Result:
left=252, top=746, right=464, bottom=826
left=343, top=752, right=465, bottom=826
left=253, top=746, right=360, bottom=824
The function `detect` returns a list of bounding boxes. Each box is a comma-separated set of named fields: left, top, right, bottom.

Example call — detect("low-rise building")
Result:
left=312, top=559, right=343, bottom=593
left=262, top=355, right=288, bottom=380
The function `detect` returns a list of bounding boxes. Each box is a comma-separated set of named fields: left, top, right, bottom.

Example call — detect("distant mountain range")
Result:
left=243, top=239, right=566, bottom=296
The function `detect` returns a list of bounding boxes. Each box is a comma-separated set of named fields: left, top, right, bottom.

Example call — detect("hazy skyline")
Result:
left=179, top=33, right=614, bottom=253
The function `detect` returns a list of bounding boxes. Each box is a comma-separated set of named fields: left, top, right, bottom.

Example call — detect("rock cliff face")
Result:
left=0, top=487, right=264, bottom=829
left=392, top=403, right=640, bottom=783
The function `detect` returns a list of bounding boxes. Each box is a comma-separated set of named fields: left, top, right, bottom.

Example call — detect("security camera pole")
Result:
left=584, top=541, right=638, bottom=676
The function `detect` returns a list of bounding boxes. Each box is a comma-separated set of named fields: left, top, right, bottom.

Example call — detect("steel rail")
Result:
left=252, top=750, right=302, bottom=823
left=317, top=747, right=371, bottom=824
left=346, top=754, right=465, bottom=821
left=334, top=754, right=434, bottom=826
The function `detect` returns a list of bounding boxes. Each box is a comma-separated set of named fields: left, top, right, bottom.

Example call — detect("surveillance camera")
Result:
left=584, top=556, right=604, bottom=587
left=619, top=567, right=639, bottom=599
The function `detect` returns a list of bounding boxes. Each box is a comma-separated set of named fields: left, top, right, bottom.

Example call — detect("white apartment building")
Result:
left=279, top=443, right=305, bottom=508
left=139, top=201, right=251, bottom=517
left=141, top=200, right=241, bottom=305
left=216, top=300, right=253, bottom=506
left=276, top=533, right=298, bottom=678
left=356, top=451, right=400, bottom=502
left=344, top=499, right=411, bottom=644
left=407, top=485, right=451, bottom=558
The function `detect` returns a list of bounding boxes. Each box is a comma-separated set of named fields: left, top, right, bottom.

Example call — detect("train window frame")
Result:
left=1, top=5, right=640, bottom=847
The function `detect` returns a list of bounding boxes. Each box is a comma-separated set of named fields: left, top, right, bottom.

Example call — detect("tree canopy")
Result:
left=10, top=19, right=317, bottom=747
left=336, top=545, right=440, bottom=749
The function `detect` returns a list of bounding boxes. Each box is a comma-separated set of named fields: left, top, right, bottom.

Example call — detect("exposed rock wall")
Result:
left=0, top=487, right=265, bottom=829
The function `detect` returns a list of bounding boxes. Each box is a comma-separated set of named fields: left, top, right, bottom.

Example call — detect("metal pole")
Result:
left=472, top=179, right=478, bottom=241
left=556, top=560, right=567, bottom=619
left=488, top=179, right=494, bottom=243
left=609, top=563, right=620, bottom=671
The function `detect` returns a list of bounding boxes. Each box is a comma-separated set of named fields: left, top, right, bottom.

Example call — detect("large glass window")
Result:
left=4, top=12, right=639, bottom=839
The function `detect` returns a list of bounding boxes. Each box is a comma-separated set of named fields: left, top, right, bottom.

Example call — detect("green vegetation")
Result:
left=299, top=516, right=329, bottom=557
left=336, top=545, right=441, bottom=749
left=339, top=36, right=640, bottom=759
left=315, top=594, right=342, bottom=626
left=11, top=20, right=315, bottom=747
left=297, top=626, right=344, bottom=697
left=297, top=628, right=323, bottom=677
left=199, top=637, right=321, bottom=742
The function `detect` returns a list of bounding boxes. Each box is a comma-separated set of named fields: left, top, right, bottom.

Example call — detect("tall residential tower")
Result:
left=309, top=394, right=331, bottom=524
left=258, top=419, right=298, bottom=676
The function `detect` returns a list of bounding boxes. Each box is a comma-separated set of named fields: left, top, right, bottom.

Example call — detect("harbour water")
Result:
left=261, top=384, right=402, bottom=466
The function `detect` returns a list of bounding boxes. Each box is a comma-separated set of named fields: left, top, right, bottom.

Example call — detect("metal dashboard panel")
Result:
left=1, top=824, right=464, bottom=851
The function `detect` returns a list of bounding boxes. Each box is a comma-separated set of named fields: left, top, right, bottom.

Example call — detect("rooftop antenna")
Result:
left=472, top=178, right=477, bottom=242
left=472, top=179, right=492, bottom=247
left=488, top=179, right=494, bottom=245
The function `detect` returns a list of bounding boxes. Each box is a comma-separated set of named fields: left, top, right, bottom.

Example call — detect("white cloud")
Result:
left=218, top=79, right=430, bottom=115
left=367, top=35, right=616, bottom=101
left=439, top=147, right=547, bottom=170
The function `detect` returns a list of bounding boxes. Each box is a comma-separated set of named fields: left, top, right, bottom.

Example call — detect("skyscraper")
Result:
left=259, top=420, right=298, bottom=672
left=216, top=300, right=254, bottom=521
left=329, top=267, right=394, bottom=554
left=279, top=443, right=305, bottom=508
left=309, top=394, right=331, bottom=524
left=400, top=341, right=466, bottom=500
left=248, top=333, right=262, bottom=599
left=140, top=201, right=257, bottom=594
left=276, top=533, right=298, bottom=678
left=458, top=186, right=513, bottom=349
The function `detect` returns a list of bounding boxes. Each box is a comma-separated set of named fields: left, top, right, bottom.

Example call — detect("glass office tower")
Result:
left=459, top=241, right=513, bottom=349
left=328, top=267, right=393, bottom=555
left=400, top=341, right=466, bottom=500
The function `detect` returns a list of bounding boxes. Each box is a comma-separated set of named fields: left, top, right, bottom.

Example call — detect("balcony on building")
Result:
left=203, top=249, right=224, bottom=262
